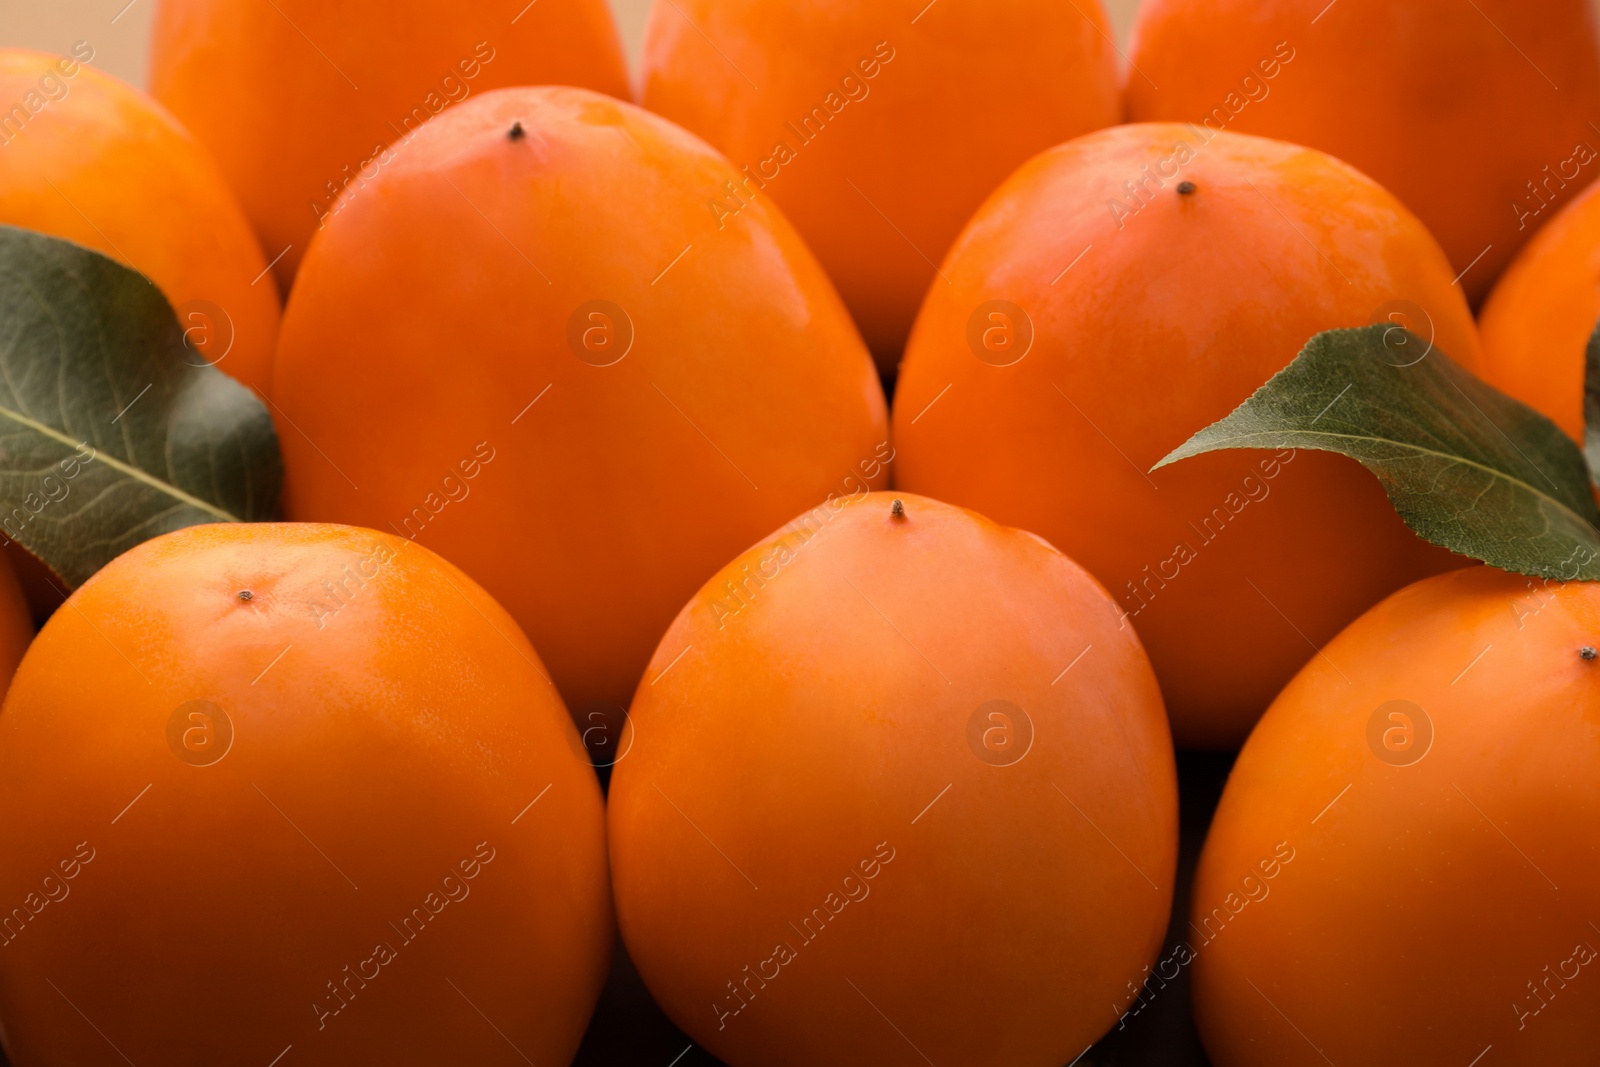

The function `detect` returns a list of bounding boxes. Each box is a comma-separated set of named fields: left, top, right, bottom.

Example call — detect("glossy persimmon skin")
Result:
left=0, top=523, right=611, bottom=1066
left=1192, top=566, right=1600, bottom=1065
left=893, top=125, right=1481, bottom=749
left=149, top=0, right=630, bottom=291
left=1478, top=177, right=1600, bottom=444
left=640, top=0, right=1121, bottom=370
left=0, top=50, right=279, bottom=396
left=1127, top=0, right=1600, bottom=304
left=609, top=492, right=1177, bottom=1067
left=273, top=87, right=888, bottom=733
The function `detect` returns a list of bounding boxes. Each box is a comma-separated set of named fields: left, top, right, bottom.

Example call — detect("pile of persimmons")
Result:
left=0, top=1, right=1597, bottom=1064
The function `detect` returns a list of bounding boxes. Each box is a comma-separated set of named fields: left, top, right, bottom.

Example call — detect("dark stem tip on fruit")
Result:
left=1177, top=180, right=1197, bottom=196
left=509, top=122, right=526, bottom=141
left=1582, top=646, right=1597, bottom=661
left=237, top=590, right=254, bottom=602
left=890, top=499, right=905, bottom=519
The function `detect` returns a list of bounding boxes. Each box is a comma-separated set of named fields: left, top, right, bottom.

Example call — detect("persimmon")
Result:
left=0, top=49, right=279, bottom=395
left=1478, top=177, right=1600, bottom=444
left=0, top=523, right=611, bottom=1065
left=1191, top=565, right=1600, bottom=1064
left=609, top=492, right=1177, bottom=1067
left=1126, top=0, right=1600, bottom=304
left=893, top=124, right=1481, bottom=748
left=149, top=0, right=630, bottom=291
left=639, top=0, right=1121, bottom=371
left=272, top=87, right=888, bottom=742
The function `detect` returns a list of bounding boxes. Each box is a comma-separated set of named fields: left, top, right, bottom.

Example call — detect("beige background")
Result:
left=0, top=0, right=1145, bottom=89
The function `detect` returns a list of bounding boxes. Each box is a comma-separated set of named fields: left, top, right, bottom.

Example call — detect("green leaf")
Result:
left=1154, top=324, right=1600, bottom=581
left=0, top=225, right=282, bottom=588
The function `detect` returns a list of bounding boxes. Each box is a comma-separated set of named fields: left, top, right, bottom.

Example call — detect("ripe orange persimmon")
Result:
left=1126, top=0, right=1600, bottom=304
left=640, top=0, right=1121, bottom=371
left=893, top=124, right=1481, bottom=748
left=1191, top=566, right=1600, bottom=1064
left=1478, top=177, right=1600, bottom=444
left=273, top=87, right=888, bottom=742
left=0, top=523, right=611, bottom=1066
left=149, top=0, right=630, bottom=291
left=0, top=49, right=279, bottom=395
left=609, top=492, right=1177, bottom=1067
